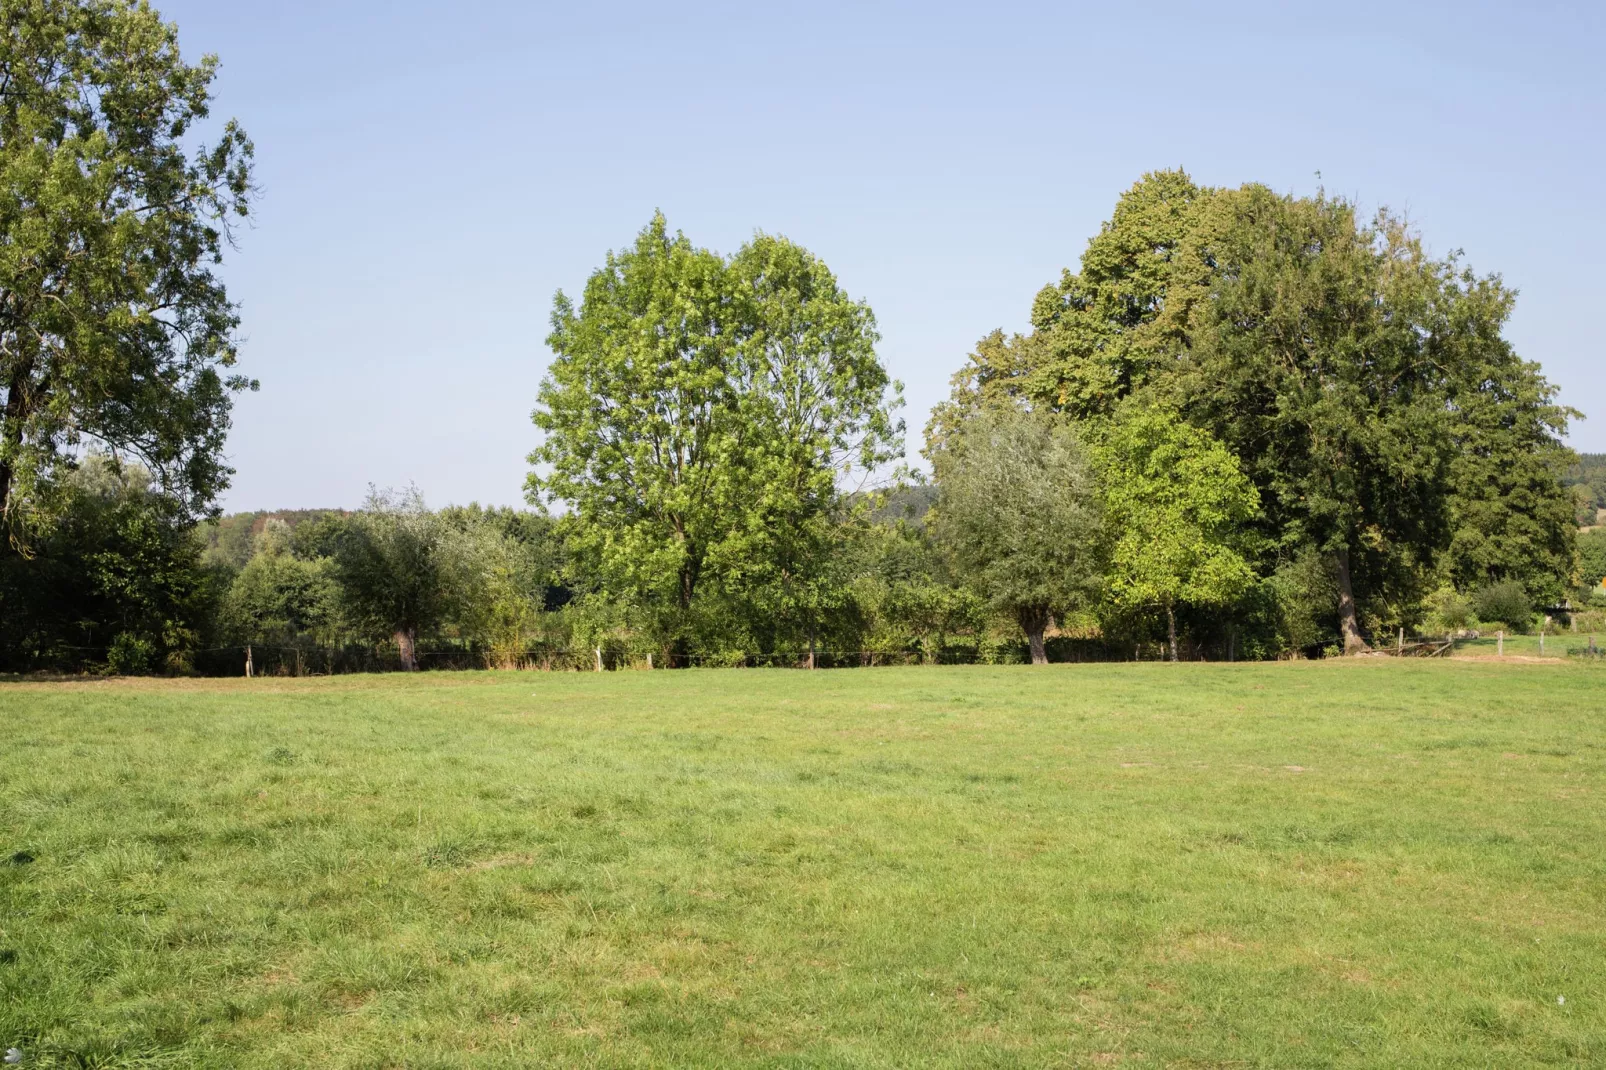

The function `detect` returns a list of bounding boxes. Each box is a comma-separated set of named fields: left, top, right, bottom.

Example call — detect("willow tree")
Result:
left=929, top=405, right=1102, bottom=665
left=0, top=0, right=256, bottom=544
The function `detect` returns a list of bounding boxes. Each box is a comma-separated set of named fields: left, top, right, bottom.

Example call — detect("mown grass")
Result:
left=2, top=661, right=1604, bottom=1068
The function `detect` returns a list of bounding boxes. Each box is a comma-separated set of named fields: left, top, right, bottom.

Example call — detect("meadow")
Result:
left=2, top=661, right=1603, bottom=1068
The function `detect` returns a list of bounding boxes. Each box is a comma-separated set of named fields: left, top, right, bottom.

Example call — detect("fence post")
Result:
left=594, top=647, right=604, bottom=673
left=1397, top=627, right=1403, bottom=655
left=647, top=652, right=653, bottom=670
left=1498, top=630, right=1504, bottom=657
left=245, top=644, right=253, bottom=679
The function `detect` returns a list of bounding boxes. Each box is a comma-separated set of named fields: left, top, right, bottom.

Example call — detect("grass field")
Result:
left=2, top=662, right=1604, bottom=1068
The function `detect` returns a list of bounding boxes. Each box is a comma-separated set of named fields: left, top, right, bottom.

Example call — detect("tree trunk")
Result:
left=0, top=354, right=36, bottom=536
left=1018, top=605, right=1050, bottom=666
left=1333, top=547, right=1371, bottom=654
left=395, top=628, right=418, bottom=671
left=1165, top=600, right=1179, bottom=663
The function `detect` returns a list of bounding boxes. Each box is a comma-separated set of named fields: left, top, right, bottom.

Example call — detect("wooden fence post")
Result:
left=245, top=644, right=253, bottom=679
left=594, top=647, right=603, bottom=673
left=1497, top=630, right=1504, bottom=657
left=1397, top=628, right=1403, bottom=655
left=647, top=652, right=653, bottom=670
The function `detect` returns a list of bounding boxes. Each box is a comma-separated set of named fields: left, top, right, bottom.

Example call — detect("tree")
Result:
left=0, top=455, right=212, bottom=672
left=942, top=172, right=1577, bottom=656
left=0, top=0, right=255, bottom=544
left=1440, top=314, right=1578, bottom=605
left=1178, top=190, right=1472, bottom=654
left=1097, top=407, right=1259, bottom=661
left=218, top=521, right=340, bottom=649
left=720, top=231, right=903, bottom=657
left=1575, top=529, right=1606, bottom=592
left=528, top=215, right=737, bottom=653
left=929, top=406, right=1102, bottom=664
left=528, top=214, right=900, bottom=660
left=329, top=488, right=459, bottom=670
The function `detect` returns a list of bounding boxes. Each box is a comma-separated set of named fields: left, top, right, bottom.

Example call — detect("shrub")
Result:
left=1424, top=588, right=1473, bottom=632
left=1578, top=529, right=1606, bottom=589
left=1472, top=581, right=1533, bottom=632
left=106, top=632, right=154, bottom=675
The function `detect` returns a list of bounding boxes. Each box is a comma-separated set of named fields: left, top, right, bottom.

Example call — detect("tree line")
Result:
left=1, top=3, right=1600, bottom=674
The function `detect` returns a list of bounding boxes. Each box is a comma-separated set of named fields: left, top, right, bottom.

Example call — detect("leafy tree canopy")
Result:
left=928, top=405, right=1102, bottom=664
left=0, top=0, right=255, bottom=544
left=1096, top=406, right=1259, bottom=660
left=528, top=214, right=902, bottom=655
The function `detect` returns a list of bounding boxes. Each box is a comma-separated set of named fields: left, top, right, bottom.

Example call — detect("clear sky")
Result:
left=157, top=0, right=1606, bottom=512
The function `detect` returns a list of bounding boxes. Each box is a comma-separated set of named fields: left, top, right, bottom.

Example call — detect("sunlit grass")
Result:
left=2, top=661, right=1603, bottom=1067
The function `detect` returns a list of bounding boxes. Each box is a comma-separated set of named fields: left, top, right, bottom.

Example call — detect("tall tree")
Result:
left=929, top=405, right=1102, bottom=664
left=1177, top=190, right=1578, bottom=652
left=721, top=231, right=903, bottom=655
left=1096, top=406, right=1259, bottom=661
left=0, top=0, right=255, bottom=543
left=529, top=215, right=900, bottom=659
left=528, top=215, right=736, bottom=652
left=940, top=173, right=1576, bottom=654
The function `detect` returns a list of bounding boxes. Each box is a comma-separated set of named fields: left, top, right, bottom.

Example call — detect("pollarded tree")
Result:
left=0, top=0, right=255, bottom=543
left=329, top=487, right=461, bottom=671
left=929, top=406, right=1102, bottom=665
left=1097, top=406, right=1259, bottom=662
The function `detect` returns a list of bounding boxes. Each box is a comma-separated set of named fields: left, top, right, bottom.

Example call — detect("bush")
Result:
left=1472, top=582, right=1533, bottom=633
left=106, top=632, right=154, bottom=675
left=1424, top=588, right=1473, bottom=632
left=1578, top=529, right=1606, bottom=589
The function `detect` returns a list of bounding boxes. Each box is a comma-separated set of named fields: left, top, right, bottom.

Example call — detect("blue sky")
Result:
left=159, top=0, right=1606, bottom=511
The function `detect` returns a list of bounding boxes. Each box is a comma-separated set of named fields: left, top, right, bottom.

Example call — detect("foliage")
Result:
left=529, top=214, right=902, bottom=656
left=199, top=509, right=345, bottom=570
left=1096, top=406, right=1259, bottom=660
left=1472, top=581, right=1533, bottom=632
left=327, top=487, right=464, bottom=669
left=217, top=525, right=340, bottom=648
left=1563, top=453, right=1606, bottom=514
left=1578, top=529, right=1606, bottom=591
left=0, top=456, right=213, bottom=672
left=929, top=406, right=1102, bottom=663
left=0, top=0, right=255, bottom=544
left=939, top=172, right=1576, bottom=655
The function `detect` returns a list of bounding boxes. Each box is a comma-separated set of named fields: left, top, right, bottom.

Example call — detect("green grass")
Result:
left=3, top=661, right=1604, bottom=1068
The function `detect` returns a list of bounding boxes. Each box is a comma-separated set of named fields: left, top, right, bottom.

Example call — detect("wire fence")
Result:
left=8, top=634, right=1216, bottom=677
left=17, top=631, right=1601, bottom=678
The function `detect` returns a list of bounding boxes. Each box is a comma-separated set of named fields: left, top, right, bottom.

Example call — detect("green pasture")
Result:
left=2, top=662, right=1604, bottom=1067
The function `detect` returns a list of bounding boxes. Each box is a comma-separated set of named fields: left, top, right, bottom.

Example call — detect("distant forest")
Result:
left=1565, top=454, right=1606, bottom=524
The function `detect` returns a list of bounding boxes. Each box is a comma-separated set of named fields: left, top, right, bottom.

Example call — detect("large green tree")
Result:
left=946, top=171, right=1576, bottom=654
left=0, top=0, right=255, bottom=543
left=929, top=405, right=1103, bottom=664
left=528, top=215, right=900, bottom=659
left=720, top=232, right=902, bottom=656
